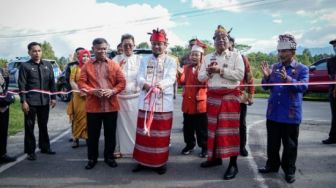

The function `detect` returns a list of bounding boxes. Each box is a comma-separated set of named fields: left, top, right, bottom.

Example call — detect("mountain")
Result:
left=270, top=46, right=334, bottom=56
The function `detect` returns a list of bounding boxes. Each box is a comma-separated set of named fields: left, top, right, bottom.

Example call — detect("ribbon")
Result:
left=1, top=80, right=334, bottom=99
left=143, top=87, right=160, bottom=136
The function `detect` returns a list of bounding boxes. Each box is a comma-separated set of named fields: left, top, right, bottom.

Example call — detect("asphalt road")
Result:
left=0, top=95, right=335, bottom=188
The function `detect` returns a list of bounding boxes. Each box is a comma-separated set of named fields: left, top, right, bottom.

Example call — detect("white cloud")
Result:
left=0, top=0, right=183, bottom=58
left=180, top=0, right=188, bottom=3
left=296, top=10, right=306, bottom=16
left=271, top=13, right=280, bottom=18
left=272, top=19, right=282, bottom=24
left=192, top=0, right=241, bottom=12
left=239, top=36, right=278, bottom=53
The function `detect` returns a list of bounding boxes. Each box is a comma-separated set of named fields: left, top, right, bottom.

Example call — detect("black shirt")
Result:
left=18, top=59, right=56, bottom=105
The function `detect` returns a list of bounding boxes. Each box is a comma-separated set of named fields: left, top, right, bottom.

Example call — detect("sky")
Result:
left=0, top=0, right=335, bottom=59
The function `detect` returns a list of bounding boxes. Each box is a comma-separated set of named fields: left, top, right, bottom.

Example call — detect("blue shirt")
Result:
left=262, top=60, right=309, bottom=125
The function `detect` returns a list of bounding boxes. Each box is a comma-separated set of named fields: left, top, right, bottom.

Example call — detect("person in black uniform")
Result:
left=322, top=38, right=336, bottom=144
left=0, top=68, right=16, bottom=164
left=18, top=42, right=57, bottom=161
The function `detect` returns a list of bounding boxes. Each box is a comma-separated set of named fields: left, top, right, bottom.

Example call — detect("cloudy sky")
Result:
left=0, top=0, right=335, bottom=59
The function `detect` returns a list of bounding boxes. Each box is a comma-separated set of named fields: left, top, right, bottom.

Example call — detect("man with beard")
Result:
left=132, top=28, right=177, bottom=175
left=258, top=34, right=309, bottom=184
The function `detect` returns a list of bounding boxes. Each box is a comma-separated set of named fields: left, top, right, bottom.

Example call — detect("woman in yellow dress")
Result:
left=67, top=49, right=91, bottom=148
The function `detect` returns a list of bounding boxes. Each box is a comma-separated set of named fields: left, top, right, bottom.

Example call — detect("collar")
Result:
left=152, top=53, right=166, bottom=61
left=29, top=59, right=44, bottom=65
left=214, top=49, right=230, bottom=57
left=281, top=60, right=297, bottom=68
left=93, top=58, right=108, bottom=64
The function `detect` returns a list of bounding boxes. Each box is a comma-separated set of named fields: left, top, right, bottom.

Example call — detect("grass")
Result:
left=8, top=98, right=24, bottom=135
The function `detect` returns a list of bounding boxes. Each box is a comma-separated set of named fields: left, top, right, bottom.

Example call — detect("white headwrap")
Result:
left=277, top=34, right=297, bottom=50
left=191, top=44, right=204, bottom=54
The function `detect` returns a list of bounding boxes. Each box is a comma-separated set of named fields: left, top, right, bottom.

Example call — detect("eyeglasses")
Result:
left=122, top=43, right=134, bottom=48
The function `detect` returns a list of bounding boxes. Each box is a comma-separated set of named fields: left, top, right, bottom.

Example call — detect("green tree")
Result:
left=202, top=40, right=215, bottom=55
left=0, top=58, right=8, bottom=68
left=41, top=41, right=57, bottom=60
left=137, top=42, right=149, bottom=49
left=235, top=44, right=251, bottom=53
left=170, top=45, right=187, bottom=58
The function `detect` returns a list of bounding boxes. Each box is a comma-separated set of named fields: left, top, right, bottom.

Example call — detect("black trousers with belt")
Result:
left=0, top=108, right=9, bottom=156
left=266, top=120, right=299, bottom=175
left=24, top=105, right=51, bottom=154
left=183, top=113, right=208, bottom=149
left=87, top=112, right=117, bottom=161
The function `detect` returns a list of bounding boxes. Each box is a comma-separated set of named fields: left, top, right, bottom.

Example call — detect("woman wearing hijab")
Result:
left=67, top=49, right=91, bottom=148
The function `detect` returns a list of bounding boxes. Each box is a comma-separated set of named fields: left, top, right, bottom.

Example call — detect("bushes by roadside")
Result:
left=8, top=99, right=24, bottom=135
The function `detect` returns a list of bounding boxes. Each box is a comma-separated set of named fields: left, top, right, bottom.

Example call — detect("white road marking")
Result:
left=246, top=119, right=268, bottom=188
left=0, top=129, right=70, bottom=174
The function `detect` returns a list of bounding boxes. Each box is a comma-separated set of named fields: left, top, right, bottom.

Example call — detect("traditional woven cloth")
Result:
left=206, top=89, right=240, bottom=159
left=133, top=110, right=173, bottom=167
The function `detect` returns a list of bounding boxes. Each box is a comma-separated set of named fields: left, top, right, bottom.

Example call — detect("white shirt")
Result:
left=113, top=54, right=141, bottom=96
left=198, top=50, right=244, bottom=89
left=137, top=54, right=177, bottom=112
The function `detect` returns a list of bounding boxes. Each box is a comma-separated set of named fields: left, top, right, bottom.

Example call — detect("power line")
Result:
left=0, top=0, right=287, bottom=39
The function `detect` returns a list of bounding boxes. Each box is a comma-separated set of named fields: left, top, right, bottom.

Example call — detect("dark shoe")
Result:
left=154, top=165, right=167, bottom=175
left=85, top=160, right=97, bottom=170
left=132, top=164, right=145, bottom=172
left=258, top=166, right=279, bottom=173
left=72, top=139, right=79, bottom=148
left=285, top=174, right=295, bottom=183
left=105, top=158, right=118, bottom=168
left=181, top=146, right=194, bottom=155
left=223, top=165, right=238, bottom=180
left=322, top=138, right=336, bottom=144
left=41, top=149, right=56, bottom=155
left=199, top=148, right=208, bottom=158
left=68, top=138, right=73, bottom=142
left=27, top=153, right=36, bottom=161
left=240, top=147, right=248, bottom=157
left=0, top=154, right=16, bottom=164
left=200, top=158, right=222, bottom=168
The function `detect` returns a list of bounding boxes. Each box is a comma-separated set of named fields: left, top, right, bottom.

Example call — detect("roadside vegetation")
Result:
left=8, top=99, right=24, bottom=135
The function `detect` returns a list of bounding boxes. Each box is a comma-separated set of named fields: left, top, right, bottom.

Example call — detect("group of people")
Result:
left=1, top=25, right=336, bottom=184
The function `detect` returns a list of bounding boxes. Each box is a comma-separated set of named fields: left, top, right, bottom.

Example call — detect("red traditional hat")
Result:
left=148, top=28, right=168, bottom=42
left=191, top=39, right=207, bottom=54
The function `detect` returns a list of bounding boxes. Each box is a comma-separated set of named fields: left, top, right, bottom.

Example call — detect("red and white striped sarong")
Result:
left=207, top=88, right=240, bottom=159
left=133, top=110, right=173, bottom=167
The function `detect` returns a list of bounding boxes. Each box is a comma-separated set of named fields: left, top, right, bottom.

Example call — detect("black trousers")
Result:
left=183, top=113, right=207, bottom=149
left=328, top=92, right=336, bottom=140
left=24, top=105, right=51, bottom=154
left=87, top=112, right=117, bottom=161
left=240, top=103, right=247, bottom=149
left=266, top=120, right=299, bottom=175
left=0, top=108, right=9, bottom=156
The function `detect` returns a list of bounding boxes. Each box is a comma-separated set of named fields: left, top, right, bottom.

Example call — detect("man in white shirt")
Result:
left=198, top=25, right=244, bottom=180
left=132, top=28, right=177, bottom=175
left=113, top=34, right=141, bottom=157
